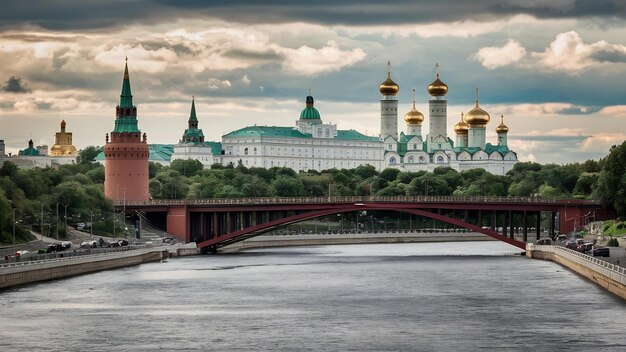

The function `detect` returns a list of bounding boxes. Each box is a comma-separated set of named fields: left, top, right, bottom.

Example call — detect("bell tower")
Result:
left=104, top=60, right=150, bottom=202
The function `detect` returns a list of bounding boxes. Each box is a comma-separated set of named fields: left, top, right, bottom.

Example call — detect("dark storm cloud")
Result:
left=2, top=76, right=30, bottom=93
left=2, top=0, right=626, bottom=31
left=590, top=50, right=626, bottom=63
left=222, top=48, right=283, bottom=61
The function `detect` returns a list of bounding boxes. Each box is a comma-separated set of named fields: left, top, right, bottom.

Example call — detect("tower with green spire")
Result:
left=181, top=97, right=205, bottom=143
left=104, top=60, right=149, bottom=202
left=113, top=60, right=141, bottom=133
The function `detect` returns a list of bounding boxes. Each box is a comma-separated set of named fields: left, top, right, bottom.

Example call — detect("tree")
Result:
left=595, top=141, right=626, bottom=216
left=354, top=164, right=378, bottom=179
left=76, top=146, right=103, bottom=164
left=380, top=168, right=401, bottom=182
left=170, top=159, right=203, bottom=177
left=270, top=176, right=306, bottom=197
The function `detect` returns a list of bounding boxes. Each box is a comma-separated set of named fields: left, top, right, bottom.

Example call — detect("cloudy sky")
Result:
left=1, top=0, right=625, bottom=164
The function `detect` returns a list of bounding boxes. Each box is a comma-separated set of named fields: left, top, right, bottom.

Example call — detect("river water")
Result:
left=1, top=242, right=625, bottom=351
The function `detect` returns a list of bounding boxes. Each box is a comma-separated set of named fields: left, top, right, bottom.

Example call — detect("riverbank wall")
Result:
left=0, top=248, right=169, bottom=290
left=527, top=244, right=626, bottom=300
left=224, top=232, right=494, bottom=251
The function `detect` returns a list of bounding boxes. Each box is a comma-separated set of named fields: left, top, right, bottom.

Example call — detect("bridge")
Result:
left=117, top=196, right=613, bottom=253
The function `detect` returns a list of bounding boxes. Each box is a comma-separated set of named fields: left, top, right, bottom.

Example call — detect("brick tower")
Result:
left=104, top=60, right=149, bottom=202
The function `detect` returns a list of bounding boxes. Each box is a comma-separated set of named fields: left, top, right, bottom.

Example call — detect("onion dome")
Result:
left=454, top=112, right=470, bottom=135
left=404, top=88, right=424, bottom=124
left=427, top=63, right=448, bottom=97
left=465, top=87, right=490, bottom=127
left=496, top=114, right=509, bottom=134
left=300, top=93, right=321, bottom=120
left=379, top=61, right=399, bottom=96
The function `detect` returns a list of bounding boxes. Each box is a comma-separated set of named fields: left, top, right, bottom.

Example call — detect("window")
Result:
left=408, top=156, right=414, bottom=163
left=389, top=156, right=397, bottom=164
left=413, top=143, right=417, bottom=150
left=437, top=156, right=444, bottom=163
left=419, top=156, right=425, bottom=163
left=244, top=148, right=248, bottom=155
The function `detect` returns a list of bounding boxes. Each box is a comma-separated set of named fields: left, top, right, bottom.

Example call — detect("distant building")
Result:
left=50, top=120, right=77, bottom=156
left=0, top=140, right=6, bottom=158
left=170, top=98, right=222, bottom=166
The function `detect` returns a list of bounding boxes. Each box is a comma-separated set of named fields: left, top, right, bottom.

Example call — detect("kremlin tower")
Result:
left=404, top=88, right=424, bottom=137
left=379, top=61, right=399, bottom=141
left=496, top=114, right=509, bottom=147
left=104, top=60, right=149, bottom=202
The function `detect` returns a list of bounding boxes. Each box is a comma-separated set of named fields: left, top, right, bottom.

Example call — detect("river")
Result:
left=1, top=242, right=625, bottom=351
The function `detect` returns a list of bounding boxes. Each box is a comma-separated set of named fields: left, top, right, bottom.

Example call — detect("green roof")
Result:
left=95, top=144, right=174, bottom=162
left=300, top=95, right=321, bottom=120
left=113, top=117, right=141, bottom=133
left=119, top=62, right=133, bottom=108
left=19, top=147, right=40, bottom=156
left=454, top=143, right=510, bottom=155
left=224, top=126, right=312, bottom=139
left=204, top=141, right=222, bottom=155
left=300, top=106, right=321, bottom=120
left=335, top=129, right=380, bottom=141
left=183, top=128, right=205, bottom=139
left=224, top=125, right=379, bottom=142
left=189, top=98, right=198, bottom=122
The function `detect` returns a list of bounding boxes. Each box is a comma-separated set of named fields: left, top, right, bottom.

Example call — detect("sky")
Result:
left=1, top=0, right=625, bottom=164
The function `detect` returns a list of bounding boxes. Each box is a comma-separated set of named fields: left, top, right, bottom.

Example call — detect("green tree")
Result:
left=380, top=168, right=401, bottom=182
left=271, top=176, right=306, bottom=197
left=595, top=141, right=626, bottom=216
left=170, top=159, right=203, bottom=177
left=76, top=146, right=103, bottom=164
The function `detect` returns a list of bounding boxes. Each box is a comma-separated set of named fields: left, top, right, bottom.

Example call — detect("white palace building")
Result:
left=172, top=63, right=518, bottom=175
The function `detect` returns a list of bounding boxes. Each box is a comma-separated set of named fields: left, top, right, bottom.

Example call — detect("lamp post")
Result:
left=40, top=202, right=45, bottom=239
left=63, top=204, right=69, bottom=238
left=12, top=208, right=16, bottom=245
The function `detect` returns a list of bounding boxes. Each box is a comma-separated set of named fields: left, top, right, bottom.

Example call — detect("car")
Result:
left=118, top=239, right=129, bottom=246
left=38, top=248, right=48, bottom=254
left=108, top=241, right=120, bottom=248
left=536, top=238, right=552, bottom=245
left=76, top=223, right=86, bottom=231
left=564, top=240, right=578, bottom=250
left=61, top=241, right=72, bottom=249
left=592, top=246, right=610, bottom=257
left=47, top=243, right=64, bottom=252
left=15, top=250, right=29, bottom=256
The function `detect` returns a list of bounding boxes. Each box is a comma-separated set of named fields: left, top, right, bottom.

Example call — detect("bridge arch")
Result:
left=195, top=205, right=526, bottom=250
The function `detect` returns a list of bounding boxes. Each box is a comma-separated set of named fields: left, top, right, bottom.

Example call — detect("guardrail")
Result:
left=116, top=196, right=602, bottom=207
left=531, top=244, right=626, bottom=285
left=0, top=245, right=178, bottom=270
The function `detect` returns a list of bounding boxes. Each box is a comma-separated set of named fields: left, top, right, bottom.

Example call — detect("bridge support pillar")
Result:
left=166, top=206, right=188, bottom=242
left=536, top=212, right=541, bottom=240
left=550, top=211, right=556, bottom=238
left=523, top=211, right=528, bottom=242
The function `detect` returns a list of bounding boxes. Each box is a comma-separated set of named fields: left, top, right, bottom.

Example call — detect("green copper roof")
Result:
left=19, top=147, right=40, bottom=156
left=95, top=144, right=174, bottom=162
left=300, top=95, right=321, bottom=120
left=183, top=128, right=205, bottom=138
left=113, top=117, right=140, bottom=133
left=335, top=129, right=380, bottom=141
left=224, top=126, right=312, bottom=139
left=205, top=141, right=222, bottom=155
left=119, top=62, right=133, bottom=108
left=189, top=98, right=198, bottom=122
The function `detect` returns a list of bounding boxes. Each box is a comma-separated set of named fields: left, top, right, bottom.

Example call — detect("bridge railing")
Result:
left=531, top=244, right=626, bottom=285
left=116, top=196, right=602, bottom=207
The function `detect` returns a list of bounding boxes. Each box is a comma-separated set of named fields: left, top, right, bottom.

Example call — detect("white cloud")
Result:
left=530, top=31, right=626, bottom=72
left=580, top=133, right=626, bottom=152
left=473, top=39, right=526, bottom=69
left=272, top=40, right=366, bottom=75
left=207, top=78, right=231, bottom=90
left=598, top=105, right=626, bottom=117
left=241, top=74, right=251, bottom=86
left=94, top=44, right=177, bottom=73
left=337, top=15, right=538, bottom=38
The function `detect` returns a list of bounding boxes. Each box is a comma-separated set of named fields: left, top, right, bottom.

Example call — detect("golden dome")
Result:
left=404, top=89, right=424, bottom=125
left=465, top=87, right=490, bottom=127
left=496, top=114, right=509, bottom=133
left=427, top=63, right=448, bottom=97
left=379, top=61, right=399, bottom=96
left=454, top=112, right=470, bottom=135
left=50, top=144, right=77, bottom=156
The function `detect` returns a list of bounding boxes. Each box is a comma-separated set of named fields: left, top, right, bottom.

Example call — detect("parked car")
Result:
left=592, top=246, right=610, bottom=257
left=15, top=250, right=29, bottom=256
left=118, top=239, right=129, bottom=246
left=47, top=243, right=64, bottom=252
left=61, top=241, right=72, bottom=249
left=108, top=241, right=120, bottom=248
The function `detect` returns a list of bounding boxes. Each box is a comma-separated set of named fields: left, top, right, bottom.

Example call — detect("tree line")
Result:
left=1, top=141, right=625, bottom=245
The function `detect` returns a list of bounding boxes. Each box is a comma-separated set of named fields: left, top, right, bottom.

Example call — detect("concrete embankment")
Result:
left=0, top=248, right=169, bottom=290
left=225, top=232, right=494, bottom=251
left=527, top=244, right=626, bottom=300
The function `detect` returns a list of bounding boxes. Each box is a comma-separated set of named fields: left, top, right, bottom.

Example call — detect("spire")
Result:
left=120, top=59, right=133, bottom=108
left=189, top=96, right=198, bottom=122
left=412, top=88, right=416, bottom=109
left=387, top=61, right=391, bottom=78
left=435, top=62, right=440, bottom=78
left=475, top=87, right=479, bottom=107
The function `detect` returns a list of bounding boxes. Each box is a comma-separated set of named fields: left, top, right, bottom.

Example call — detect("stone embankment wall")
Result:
left=0, top=248, right=168, bottom=289
left=225, top=232, right=493, bottom=251
left=527, top=244, right=626, bottom=300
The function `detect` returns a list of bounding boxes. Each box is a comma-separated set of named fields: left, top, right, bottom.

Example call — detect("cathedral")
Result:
left=379, top=63, right=517, bottom=175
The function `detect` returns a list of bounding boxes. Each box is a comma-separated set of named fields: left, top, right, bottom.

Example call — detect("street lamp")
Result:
left=12, top=207, right=16, bottom=245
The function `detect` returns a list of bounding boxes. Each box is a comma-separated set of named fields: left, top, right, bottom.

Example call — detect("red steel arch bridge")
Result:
left=116, top=196, right=613, bottom=253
